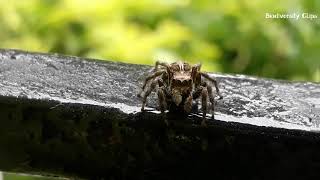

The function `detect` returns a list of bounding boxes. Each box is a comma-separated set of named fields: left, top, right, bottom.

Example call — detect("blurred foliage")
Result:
left=0, top=2, right=319, bottom=180
left=0, top=0, right=319, bottom=82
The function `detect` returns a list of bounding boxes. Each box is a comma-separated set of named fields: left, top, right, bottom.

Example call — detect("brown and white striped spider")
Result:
left=138, top=61, right=222, bottom=126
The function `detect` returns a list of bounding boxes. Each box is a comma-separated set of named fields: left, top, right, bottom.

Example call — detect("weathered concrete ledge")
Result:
left=0, top=49, right=319, bottom=179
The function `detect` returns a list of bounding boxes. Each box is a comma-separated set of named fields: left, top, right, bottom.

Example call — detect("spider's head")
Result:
left=170, top=62, right=193, bottom=106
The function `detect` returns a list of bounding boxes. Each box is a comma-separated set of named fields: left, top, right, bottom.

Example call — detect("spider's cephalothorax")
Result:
left=137, top=61, right=222, bottom=126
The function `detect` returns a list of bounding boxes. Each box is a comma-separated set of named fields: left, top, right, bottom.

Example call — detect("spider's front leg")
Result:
left=200, top=86, right=209, bottom=126
left=157, top=86, right=168, bottom=125
left=140, top=79, right=158, bottom=111
left=137, top=70, right=165, bottom=98
left=206, top=84, right=216, bottom=120
left=200, top=72, right=223, bottom=99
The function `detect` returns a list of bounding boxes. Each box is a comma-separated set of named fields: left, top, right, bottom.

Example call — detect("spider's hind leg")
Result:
left=154, top=61, right=170, bottom=72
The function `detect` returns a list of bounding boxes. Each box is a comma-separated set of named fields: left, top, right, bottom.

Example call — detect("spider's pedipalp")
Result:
left=184, top=94, right=193, bottom=113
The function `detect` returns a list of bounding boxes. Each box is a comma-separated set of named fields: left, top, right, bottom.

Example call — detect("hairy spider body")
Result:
left=138, top=61, right=222, bottom=126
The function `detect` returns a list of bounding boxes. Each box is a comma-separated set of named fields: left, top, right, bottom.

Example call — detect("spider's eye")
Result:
left=184, top=79, right=192, bottom=85
left=172, top=79, right=180, bottom=85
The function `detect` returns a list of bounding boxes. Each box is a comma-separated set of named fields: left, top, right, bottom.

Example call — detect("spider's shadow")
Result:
left=140, top=101, right=209, bottom=125
left=166, top=102, right=204, bottom=124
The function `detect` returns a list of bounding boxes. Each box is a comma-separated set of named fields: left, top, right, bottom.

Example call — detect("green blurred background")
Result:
left=0, top=0, right=319, bottom=179
left=0, top=0, right=319, bottom=82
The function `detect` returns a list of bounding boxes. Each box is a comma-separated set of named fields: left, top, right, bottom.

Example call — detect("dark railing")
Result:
left=0, top=49, right=319, bottom=179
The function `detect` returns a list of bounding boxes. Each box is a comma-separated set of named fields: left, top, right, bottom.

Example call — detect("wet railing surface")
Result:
left=0, top=49, right=319, bottom=179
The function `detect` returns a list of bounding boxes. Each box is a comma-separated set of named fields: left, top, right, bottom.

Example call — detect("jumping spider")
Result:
left=137, top=61, right=222, bottom=126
